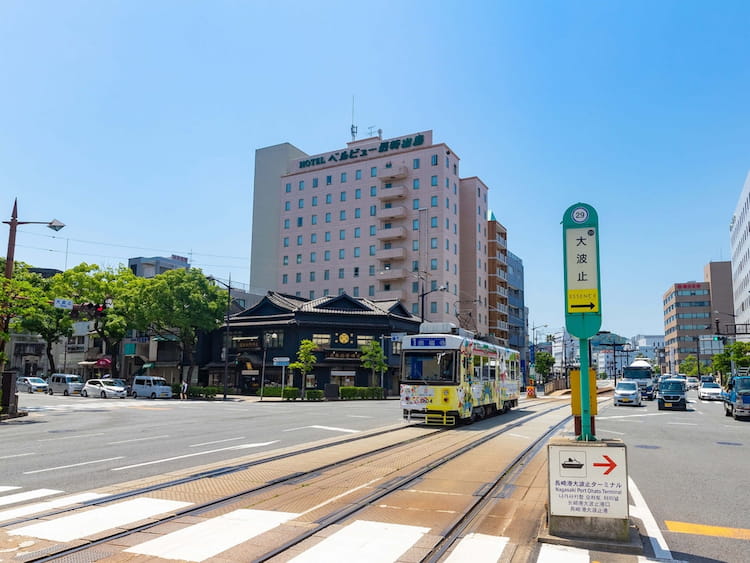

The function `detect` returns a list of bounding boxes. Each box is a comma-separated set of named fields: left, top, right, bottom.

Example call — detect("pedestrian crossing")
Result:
left=0, top=485, right=652, bottom=562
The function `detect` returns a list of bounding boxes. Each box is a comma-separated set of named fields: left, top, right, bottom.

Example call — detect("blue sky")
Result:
left=1, top=1, right=749, bottom=338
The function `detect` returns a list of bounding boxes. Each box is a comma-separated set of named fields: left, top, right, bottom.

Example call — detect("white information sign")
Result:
left=548, top=443, right=628, bottom=519
left=53, top=298, right=74, bottom=310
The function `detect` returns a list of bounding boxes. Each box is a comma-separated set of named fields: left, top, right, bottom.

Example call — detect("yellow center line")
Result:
left=665, top=520, right=750, bottom=540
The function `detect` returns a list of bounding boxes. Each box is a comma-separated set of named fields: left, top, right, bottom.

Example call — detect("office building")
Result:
left=730, top=171, right=750, bottom=328
left=250, top=130, right=495, bottom=330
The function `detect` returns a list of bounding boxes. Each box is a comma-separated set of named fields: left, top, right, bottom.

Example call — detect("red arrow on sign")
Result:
left=593, top=455, right=617, bottom=475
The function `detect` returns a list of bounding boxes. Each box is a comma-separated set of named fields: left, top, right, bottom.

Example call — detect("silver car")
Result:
left=698, top=381, right=722, bottom=401
left=81, top=379, right=127, bottom=399
left=16, top=377, right=49, bottom=394
left=613, top=381, right=642, bottom=406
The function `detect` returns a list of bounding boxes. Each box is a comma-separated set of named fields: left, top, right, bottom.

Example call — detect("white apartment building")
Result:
left=730, top=171, right=750, bottom=330
left=250, top=130, right=494, bottom=333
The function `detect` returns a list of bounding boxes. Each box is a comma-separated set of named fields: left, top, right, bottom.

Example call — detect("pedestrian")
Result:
left=180, top=378, right=188, bottom=400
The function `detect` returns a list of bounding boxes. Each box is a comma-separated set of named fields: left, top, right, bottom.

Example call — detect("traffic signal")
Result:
left=94, top=303, right=106, bottom=317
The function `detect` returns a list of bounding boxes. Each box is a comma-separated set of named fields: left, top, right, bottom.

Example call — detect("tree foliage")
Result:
left=534, top=351, right=555, bottom=381
left=712, top=341, right=750, bottom=383
left=290, top=339, right=318, bottom=387
left=360, top=340, right=387, bottom=385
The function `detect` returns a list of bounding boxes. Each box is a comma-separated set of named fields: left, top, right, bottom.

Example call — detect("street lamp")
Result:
left=208, top=274, right=232, bottom=401
left=530, top=323, right=547, bottom=384
left=1, top=198, right=64, bottom=371
left=419, top=285, right=446, bottom=323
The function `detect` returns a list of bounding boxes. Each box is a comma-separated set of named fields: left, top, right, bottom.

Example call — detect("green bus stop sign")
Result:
left=563, top=203, right=602, bottom=339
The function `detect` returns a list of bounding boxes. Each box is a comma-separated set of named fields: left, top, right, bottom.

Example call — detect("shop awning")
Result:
left=77, top=361, right=97, bottom=366
left=94, top=357, right=112, bottom=367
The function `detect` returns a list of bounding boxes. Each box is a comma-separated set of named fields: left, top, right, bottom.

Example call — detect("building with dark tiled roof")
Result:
left=203, top=292, right=420, bottom=395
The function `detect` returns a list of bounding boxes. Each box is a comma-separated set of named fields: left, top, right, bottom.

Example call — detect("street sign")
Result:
left=272, top=357, right=290, bottom=366
left=53, top=298, right=74, bottom=310
left=563, top=203, right=602, bottom=339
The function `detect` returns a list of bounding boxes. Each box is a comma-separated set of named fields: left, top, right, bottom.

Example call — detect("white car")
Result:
left=613, top=381, right=642, bottom=406
left=698, top=381, right=723, bottom=401
left=81, top=379, right=127, bottom=399
left=16, top=377, right=49, bottom=394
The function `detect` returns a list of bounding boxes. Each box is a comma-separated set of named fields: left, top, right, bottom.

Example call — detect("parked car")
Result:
left=81, top=379, right=127, bottom=399
left=16, top=377, right=49, bottom=394
left=48, top=373, right=83, bottom=396
left=699, top=375, right=715, bottom=384
left=613, top=381, right=642, bottom=406
left=131, top=375, right=172, bottom=399
left=698, top=381, right=723, bottom=401
left=686, top=377, right=700, bottom=390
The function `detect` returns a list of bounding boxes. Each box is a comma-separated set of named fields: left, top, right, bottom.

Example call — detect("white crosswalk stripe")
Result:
left=125, top=508, right=298, bottom=561
left=444, top=533, right=510, bottom=562
left=537, top=543, right=590, bottom=562
left=0, top=488, right=61, bottom=507
left=0, top=492, right=106, bottom=523
left=9, top=497, right=191, bottom=542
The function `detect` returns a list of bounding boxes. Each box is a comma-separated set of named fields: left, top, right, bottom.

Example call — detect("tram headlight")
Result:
left=443, top=389, right=450, bottom=403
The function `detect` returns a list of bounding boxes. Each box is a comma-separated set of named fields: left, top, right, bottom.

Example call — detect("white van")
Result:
left=48, top=373, right=83, bottom=396
left=131, top=375, right=173, bottom=399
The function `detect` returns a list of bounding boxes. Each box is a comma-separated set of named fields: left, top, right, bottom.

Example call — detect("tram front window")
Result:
left=403, top=352, right=456, bottom=383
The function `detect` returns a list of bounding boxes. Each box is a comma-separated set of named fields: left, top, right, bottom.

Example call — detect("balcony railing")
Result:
left=379, top=165, right=408, bottom=181
left=377, top=247, right=406, bottom=260
left=378, top=206, right=407, bottom=220
left=377, top=268, right=407, bottom=281
left=376, top=226, right=407, bottom=241
left=376, top=185, right=407, bottom=200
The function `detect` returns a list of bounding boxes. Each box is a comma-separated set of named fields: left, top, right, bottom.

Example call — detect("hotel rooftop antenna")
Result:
left=350, top=96, right=357, bottom=141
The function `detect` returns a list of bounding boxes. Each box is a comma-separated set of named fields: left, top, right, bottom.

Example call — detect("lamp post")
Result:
left=530, top=323, right=547, bottom=384
left=1, top=198, right=64, bottom=372
left=379, top=334, right=393, bottom=393
left=419, top=285, right=446, bottom=323
left=208, top=274, right=232, bottom=401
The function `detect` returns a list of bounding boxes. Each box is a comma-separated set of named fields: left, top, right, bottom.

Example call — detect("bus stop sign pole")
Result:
left=563, top=203, right=602, bottom=441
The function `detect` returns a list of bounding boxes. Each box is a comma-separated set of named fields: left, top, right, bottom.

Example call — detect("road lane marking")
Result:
left=300, top=478, right=381, bottom=517
left=666, top=422, right=697, bottom=426
left=37, top=432, right=105, bottom=442
left=537, top=543, right=589, bottom=562
left=628, top=477, right=673, bottom=560
left=0, top=489, right=61, bottom=507
left=0, top=486, right=21, bottom=493
left=665, top=520, right=750, bottom=540
left=190, top=436, right=245, bottom=447
left=110, top=434, right=170, bottom=445
left=9, top=497, right=191, bottom=542
left=444, top=533, right=509, bottom=562
left=23, top=457, right=124, bottom=474
left=0, top=453, right=35, bottom=460
left=283, top=425, right=358, bottom=433
left=0, top=492, right=106, bottom=523
left=111, top=441, right=278, bottom=471
left=597, top=413, right=666, bottom=420
left=287, top=520, right=429, bottom=562
left=124, top=509, right=298, bottom=561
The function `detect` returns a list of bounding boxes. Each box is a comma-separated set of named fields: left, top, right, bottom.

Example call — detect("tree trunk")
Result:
left=45, top=340, right=57, bottom=374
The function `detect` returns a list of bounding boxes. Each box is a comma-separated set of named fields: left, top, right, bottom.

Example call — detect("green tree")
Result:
left=679, top=355, right=698, bottom=376
left=360, top=340, right=387, bottom=387
left=1, top=263, right=45, bottom=370
left=134, top=268, right=225, bottom=384
left=534, top=351, right=555, bottom=382
left=289, top=339, right=318, bottom=389
left=712, top=341, right=750, bottom=384
left=56, top=264, right=141, bottom=379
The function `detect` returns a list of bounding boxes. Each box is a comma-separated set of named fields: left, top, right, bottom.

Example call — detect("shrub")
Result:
left=282, top=387, right=300, bottom=400
left=305, top=389, right=324, bottom=400
left=260, top=386, right=283, bottom=398
left=339, top=386, right=384, bottom=400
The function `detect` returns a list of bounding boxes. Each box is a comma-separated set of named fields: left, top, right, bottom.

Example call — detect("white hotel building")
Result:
left=250, top=130, right=510, bottom=340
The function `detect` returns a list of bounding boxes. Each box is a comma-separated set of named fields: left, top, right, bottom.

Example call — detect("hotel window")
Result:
left=432, top=196, right=439, bottom=207
left=412, top=240, right=419, bottom=251
left=324, top=269, right=330, bottom=280
left=369, top=245, right=376, bottom=256
left=324, top=250, right=331, bottom=261
left=412, top=281, right=419, bottom=293
left=431, top=154, right=438, bottom=166
left=325, top=194, right=332, bottom=204
left=353, top=286, right=360, bottom=297
left=310, top=251, right=317, bottom=262
left=309, top=290, right=315, bottom=299
left=355, top=169, right=362, bottom=180
left=323, top=289, right=330, bottom=296
left=371, top=166, right=377, bottom=177
left=355, top=188, right=361, bottom=199
left=283, top=237, right=289, bottom=247
left=296, top=254, right=302, bottom=264
left=368, top=285, right=375, bottom=296
left=341, top=172, right=347, bottom=183
left=354, top=208, right=361, bottom=218
left=412, top=219, right=419, bottom=230
left=446, top=156, right=449, bottom=168
left=285, top=183, right=291, bottom=193
left=283, top=219, right=290, bottom=229
left=370, top=185, right=377, bottom=196
left=312, top=196, right=318, bottom=206
left=354, top=227, right=361, bottom=238
left=282, top=274, right=288, bottom=284
left=430, top=258, right=438, bottom=270
left=295, top=273, right=302, bottom=283
left=413, top=158, right=420, bottom=169
left=370, top=205, right=377, bottom=216
left=284, top=201, right=291, bottom=211
left=312, top=177, right=318, bottom=188
left=311, top=214, right=318, bottom=225
left=413, top=178, right=420, bottom=189
left=431, top=237, right=438, bottom=249
left=325, top=232, right=331, bottom=242
left=431, top=216, right=438, bottom=228
left=338, top=249, right=345, bottom=259
left=369, top=225, right=376, bottom=235
left=325, top=212, right=331, bottom=223
left=369, top=265, right=375, bottom=276
left=282, top=255, right=289, bottom=265
left=354, top=247, right=361, bottom=258
left=339, top=229, right=346, bottom=240
left=296, top=235, right=302, bottom=245
left=353, top=266, right=360, bottom=276
left=340, top=210, right=346, bottom=220
left=338, top=268, right=345, bottom=279
left=431, top=175, right=438, bottom=186
left=299, top=180, right=305, bottom=190
left=412, top=260, right=419, bottom=271
left=326, top=175, right=332, bottom=185
left=297, top=217, right=303, bottom=227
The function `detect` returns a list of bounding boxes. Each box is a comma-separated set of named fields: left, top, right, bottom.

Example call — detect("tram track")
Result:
left=8, top=399, right=573, bottom=562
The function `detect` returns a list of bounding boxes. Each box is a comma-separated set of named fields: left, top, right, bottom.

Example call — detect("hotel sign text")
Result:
left=298, top=134, right=426, bottom=169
